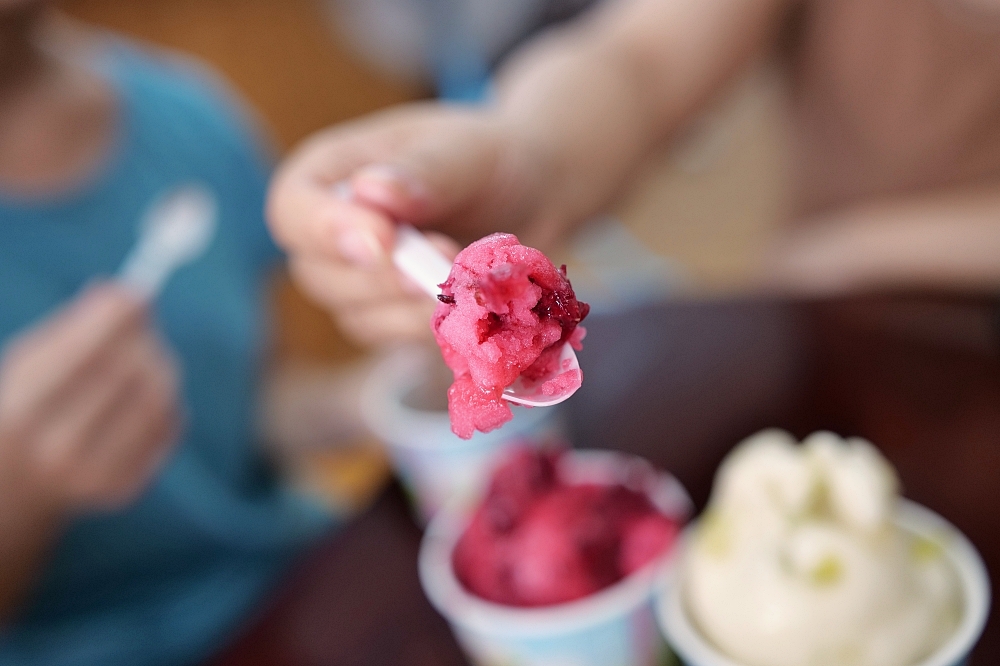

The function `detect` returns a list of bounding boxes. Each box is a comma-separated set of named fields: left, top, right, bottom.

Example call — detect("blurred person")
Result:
left=0, top=2, right=343, bottom=664
left=270, top=0, right=1000, bottom=349
left=328, top=0, right=596, bottom=99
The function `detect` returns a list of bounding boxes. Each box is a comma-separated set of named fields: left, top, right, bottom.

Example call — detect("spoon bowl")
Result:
left=502, top=340, right=582, bottom=407
left=118, top=184, right=218, bottom=300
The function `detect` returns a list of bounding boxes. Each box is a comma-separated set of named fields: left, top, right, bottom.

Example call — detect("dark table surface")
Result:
left=213, top=295, right=1000, bottom=666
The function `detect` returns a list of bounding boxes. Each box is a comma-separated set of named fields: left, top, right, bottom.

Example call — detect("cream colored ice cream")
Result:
left=684, top=430, right=962, bottom=666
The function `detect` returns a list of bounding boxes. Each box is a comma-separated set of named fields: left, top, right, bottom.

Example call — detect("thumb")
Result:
left=348, top=118, right=503, bottom=227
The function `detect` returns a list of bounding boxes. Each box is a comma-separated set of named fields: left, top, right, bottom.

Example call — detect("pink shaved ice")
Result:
left=433, top=233, right=589, bottom=439
left=452, top=448, right=680, bottom=607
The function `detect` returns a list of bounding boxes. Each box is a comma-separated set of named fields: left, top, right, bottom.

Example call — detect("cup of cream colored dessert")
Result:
left=420, top=448, right=694, bottom=666
left=361, top=345, right=566, bottom=524
left=655, top=430, right=991, bottom=666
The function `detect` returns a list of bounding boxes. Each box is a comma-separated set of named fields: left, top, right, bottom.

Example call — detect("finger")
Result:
left=288, top=256, right=420, bottom=309
left=273, top=117, right=401, bottom=189
left=268, top=127, right=399, bottom=268
left=0, top=283, right=146, bottom=427
left=37, top=283, right=146, bottom=364
left=32, top=330, right=159, bottom=471
left=71, top=393, right=179, bottom=511
left=102, top=407, right=179, bottom=510
left=268, top=180, right=396, bottom=268
left=349, top=111, right=505, bottom=227
left=336, top=301, right=437, bottom=347
left=68, top=347, right=181, bottom=509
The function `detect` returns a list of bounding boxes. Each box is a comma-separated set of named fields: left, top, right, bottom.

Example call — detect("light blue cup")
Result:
left=656, top=500, right=991, bottom=666
left=362, top=345, right=566, bottom=524
left=419, top=450, right=693, bottom=666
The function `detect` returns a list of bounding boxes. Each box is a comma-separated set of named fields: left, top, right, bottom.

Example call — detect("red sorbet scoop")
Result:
left=433, top=234, right=589, bottom=439
left=452, top=448, right=680, bottom=607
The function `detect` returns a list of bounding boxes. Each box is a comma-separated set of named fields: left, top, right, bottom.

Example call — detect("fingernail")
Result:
left=353, top=164, right=428, bottom=207
left=337, top=229, right=384, bottom=267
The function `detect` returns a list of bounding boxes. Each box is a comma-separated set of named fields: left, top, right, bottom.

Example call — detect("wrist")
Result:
left=0, top=433, right=67, bottom=534
left=491, top=108, right=573, bottom=246
left=0, top=489, right=64, bottom=568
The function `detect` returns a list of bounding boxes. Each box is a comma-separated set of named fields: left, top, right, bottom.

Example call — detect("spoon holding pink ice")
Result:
left=392, top=224, right=588, bottom=437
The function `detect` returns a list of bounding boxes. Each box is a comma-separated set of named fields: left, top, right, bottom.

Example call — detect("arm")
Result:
left=341, top=0, right=796, bottom=244
left=0, top=485, right=61, bottom=625
left=0, top=284, right=180, bottom=622
left=769, top=185, right=1000, bottom=294
left=268, top=0, right=793, bottom=346
left=492, top=0, right=794, bottom=239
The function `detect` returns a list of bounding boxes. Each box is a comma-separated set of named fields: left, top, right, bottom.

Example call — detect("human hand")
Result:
left=267, top=103, right=553, bottom=346
left=0, top=283, right=182, bottom=518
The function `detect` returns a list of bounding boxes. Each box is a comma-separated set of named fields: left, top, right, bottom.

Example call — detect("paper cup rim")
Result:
left=419, top=449, right=694, bottom=638
left=656, top=499, right=991, bottom=666
left=361, top=345, right=555, bottom=451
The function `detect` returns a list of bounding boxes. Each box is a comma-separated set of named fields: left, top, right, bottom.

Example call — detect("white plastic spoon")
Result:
left=391, top=223, right=581, bottom=407
left=117, top=184, right=218, bottom=300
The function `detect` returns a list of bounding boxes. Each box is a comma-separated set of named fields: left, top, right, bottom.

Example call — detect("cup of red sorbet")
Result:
left=419, top=448, right=693, bottom=666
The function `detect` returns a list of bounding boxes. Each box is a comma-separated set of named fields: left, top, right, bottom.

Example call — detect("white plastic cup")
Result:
left=361, top=345, right=566, bottom=524
left=419, top=449, right=694, bottom=666
left=656, top=500, right=991, bottom=666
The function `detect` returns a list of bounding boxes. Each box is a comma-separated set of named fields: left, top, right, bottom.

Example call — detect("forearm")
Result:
left=0, top=283, right=172, bottom=625
left=0, top=482, right=61, bottom=624
left=494, top=24, right=659, bottom=234
left=771, top=185, right=1000, bottom=294
left=494, top=0, right=791, bottom=230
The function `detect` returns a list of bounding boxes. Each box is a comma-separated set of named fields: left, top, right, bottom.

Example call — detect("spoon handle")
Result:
left=392, top=224, right=454, bottom=299
left=117, top=185, right=218, bottom=302
left=118, top=244, right=173, bottom=301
